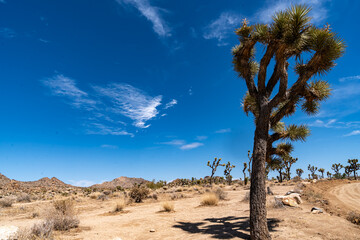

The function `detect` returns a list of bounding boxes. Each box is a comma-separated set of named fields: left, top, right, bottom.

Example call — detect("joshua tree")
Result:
left=318, top=168, right=325, bottom=179
left=268, top=157, right=285, bottom=182
left=296, top=168, right=304, bottom=178
left=243, top=162, right=248, bottom=185
left=247, top=150, right=253, bottom=179
left=207, top=158, right=225, bottom=185
left=308, top=164, right=318, bottom=179
left=344, top=166, right=351, bottom=178
left=232, top=5, right=344, bottom=238
left=332, top=163, right=343, bottom=179
left=327, top=171, right=332, bottom=179
left=283, top=156, right=298, bottom=180
left=224, top=162, right=236, bottom=185
left=347, top=159, right=360, bottom=180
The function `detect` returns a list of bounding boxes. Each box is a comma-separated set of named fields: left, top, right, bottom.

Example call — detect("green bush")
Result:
left=129, top=185, right=149, bottom=203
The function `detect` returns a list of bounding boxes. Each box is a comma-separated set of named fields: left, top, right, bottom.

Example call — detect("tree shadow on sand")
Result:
left=173, top=216, right=280, bottom=239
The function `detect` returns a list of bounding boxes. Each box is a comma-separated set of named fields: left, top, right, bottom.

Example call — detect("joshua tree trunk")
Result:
left=354, top=171, right=357, bottom=180
left=250, top=102, right=271, bottom=240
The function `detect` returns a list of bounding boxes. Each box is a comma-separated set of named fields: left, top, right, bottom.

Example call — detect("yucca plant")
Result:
left=232, top=4, right=345, bottom=239
left=318, top=168, right=325, bottom=179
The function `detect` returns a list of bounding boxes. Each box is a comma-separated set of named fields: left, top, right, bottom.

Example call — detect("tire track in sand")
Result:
left=330, top=182, right=360, bottom=212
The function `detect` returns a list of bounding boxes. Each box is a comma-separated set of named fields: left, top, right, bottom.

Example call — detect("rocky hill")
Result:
left=0, top=173, right=73, bottom=193
left=91, top=176, right=150, bottom=189
left=20, top=177, right=71, bottom=188
left=0, top=173, right=12, bottom=186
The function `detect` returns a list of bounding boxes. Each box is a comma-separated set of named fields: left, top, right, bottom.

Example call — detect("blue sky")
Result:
left=0, top=0, right=359, bottom=186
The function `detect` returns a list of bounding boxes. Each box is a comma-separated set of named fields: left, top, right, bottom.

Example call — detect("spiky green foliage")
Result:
left=224, top=162, right=236, bottom=185
left=232, top=5, right=345, bottom=164
left=308, top=164, right=318, bottom=179
left=296, top=168, right=304, bottom=178
left=347, top=159, right=360, bottom=180
left=268, top=156, right=285, bottom=182
left=207, top=158, right=225, bottom=185
left=283, top=156, right=298, bottom=180
left=318, top=168, right=325, bottom=179
left=331, top=163, right=343, bottom=179
left=232, top=5, right=345, bottom=238
left=327, top=171, right=332, bottom=179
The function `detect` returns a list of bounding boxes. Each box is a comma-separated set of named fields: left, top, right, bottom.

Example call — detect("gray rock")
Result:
left=311, top=207, right=323, bottom=214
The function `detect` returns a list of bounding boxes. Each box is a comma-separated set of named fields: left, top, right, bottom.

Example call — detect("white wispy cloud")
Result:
left=0, top=27, right=16, bottom=38
left=309, top=119, right=360, bottom=129
left=116, top=0, right=171, bottom=37
left=43, top=74, right=176, bottom=136
left=196, top=136, right=208, bottom=141
left=164, top=99, right=177, bottom=109
left=255, top=0, right=329, bottom=24
left=94, top=83, right=162, bottom=128
left=339, top=75, right=360, bottom=82
left=68, top=180, right=96, bottom=187
left=180, top=142, right=204, bottom=150
left=86, top=123, right=134, bottom=137
left=215, top=128, right=231, bottom=133
left=344, top=130, right=360, bottom=137
left=43, top=75, right=97, bottom=110
left=203, top=12, right=242, bottom=46
left=160, top=139, right=186, bottom=146
left=101, top=144, right=119, bottom=149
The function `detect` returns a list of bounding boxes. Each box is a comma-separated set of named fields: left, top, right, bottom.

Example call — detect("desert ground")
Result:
left=1, top=177, right=360, bottom=240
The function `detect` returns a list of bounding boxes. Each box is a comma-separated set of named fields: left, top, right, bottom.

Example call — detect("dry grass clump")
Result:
left=0, top=197, right=13, bottom=208
left=241, top=192, right=250, bottom=202
left=129, top=186, right=149, bottom=203
left=97, top=194, right=108, bottom=201
left=11, top=221, right=54, bottom=240
left=46, top=199, right=79, bottom=231
left=347, top=211, right=360, bottom=225
left=17, top=193, right=31, bottom=203
left=200, top=193, right=219, bottom=206
left=214, top=188, right=227, bottom=200
left=113, top=199, right=126, bottom=212
left=161, top=201, right=175, bottom=212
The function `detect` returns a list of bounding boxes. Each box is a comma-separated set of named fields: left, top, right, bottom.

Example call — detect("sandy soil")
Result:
left=1, top=181, right=359, bottom=240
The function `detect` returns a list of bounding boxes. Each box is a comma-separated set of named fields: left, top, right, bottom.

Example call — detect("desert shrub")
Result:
left=116, top=186, right=124, bottom=191
left=147, top=180, right=165, bottom=190
left=244, top=177, right=249, bottom=186
left=0, top=197, right=13, bottom=208
left=200, top=193, right=219, bottom=206
left=214, top=188, right=227, bottom=200
left=161, top=202, right=174, bottom=212
left=103, top=190, right=111, bottom=196
left=46, top=199, right=79, bottom=231
left=17, top=193, right=31, bottom=203
left=113, top=199, right=126, bottom=212
left=31, top=221, right=54, bottom=238
left=12, top=221, right=54, bottom=240
left=151, top=193, right=158, bottom=200
left=97, top=194, right=108, bottom=201
left=242, top=192, right=250, bottom=202
left=129, top=185, right=149, bottom=203
left=347, top=211, right=360, bottom=225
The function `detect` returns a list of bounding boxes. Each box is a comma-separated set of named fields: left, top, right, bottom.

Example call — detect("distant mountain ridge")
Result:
left=0, top=173, right=71, bottom=191
left=0, top=173, right=149, bottom=191
left=91, top=176, right=150, bottom=189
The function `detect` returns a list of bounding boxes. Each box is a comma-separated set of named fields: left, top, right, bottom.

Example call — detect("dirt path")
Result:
left=330, top=182, right=360, bottom=212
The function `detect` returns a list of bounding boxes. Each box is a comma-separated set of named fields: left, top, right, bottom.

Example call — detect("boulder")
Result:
left=287, top=193, right=302, bottom=204
left=311, top=207, right=323, bottom=214
left=274, top=194, right=302, bottom=207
